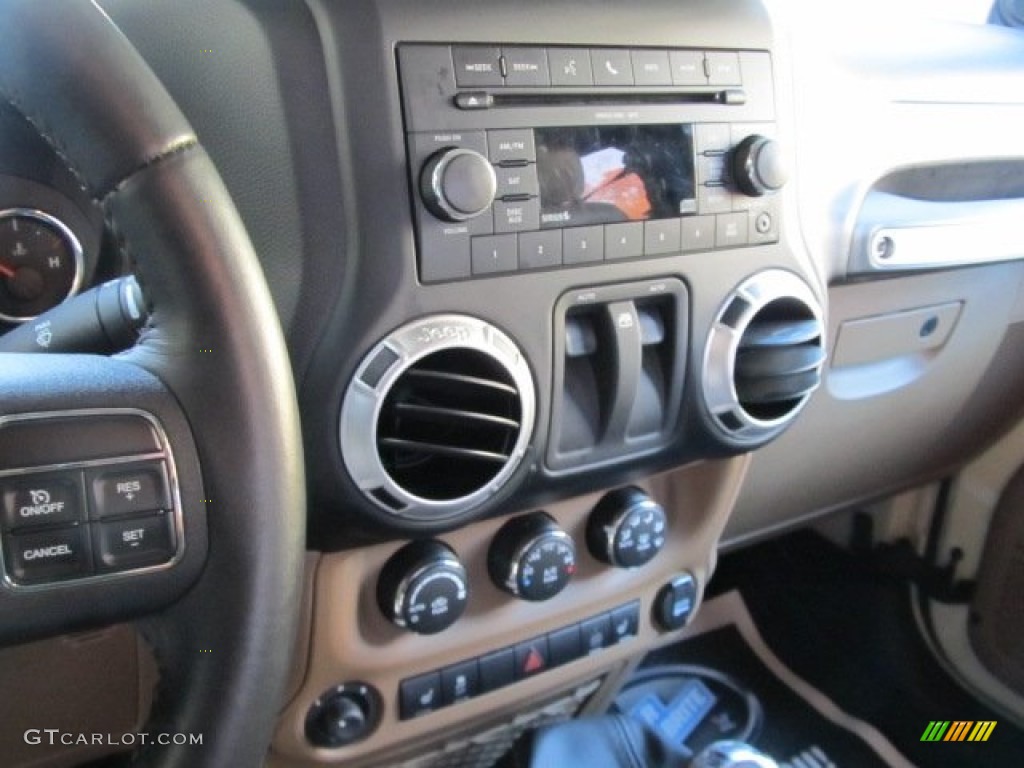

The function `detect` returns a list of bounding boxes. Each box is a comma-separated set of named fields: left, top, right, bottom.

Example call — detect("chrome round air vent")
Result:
left=340, top=315, right=535, bottom=521
left=702, top=270, right=825, bottom=446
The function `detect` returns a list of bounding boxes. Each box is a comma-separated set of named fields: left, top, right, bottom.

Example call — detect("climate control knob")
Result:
left=731, top=135, right=787, bottom=196
left=489, top=512, right=576, bottom=602
left=377, top=540, right=469, bottom=635
left=420, top=147, right=497, bottom=222
left=587, top=487, right=667, bottom=569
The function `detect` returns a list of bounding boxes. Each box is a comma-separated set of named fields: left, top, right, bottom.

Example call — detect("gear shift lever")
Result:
left=690, top=740, right=779, bottom=768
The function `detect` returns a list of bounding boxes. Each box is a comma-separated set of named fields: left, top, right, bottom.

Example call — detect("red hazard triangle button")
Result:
left=514, top=638, right=549, bottom=680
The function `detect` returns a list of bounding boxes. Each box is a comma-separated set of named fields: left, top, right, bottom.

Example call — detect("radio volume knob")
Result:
left=420, top=148, right=497, bottom=222
left=731, top=135, right=787, bottom=197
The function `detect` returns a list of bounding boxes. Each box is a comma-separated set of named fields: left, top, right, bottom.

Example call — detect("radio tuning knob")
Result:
left=731, top=135, right=787, bottom=197
left=420, top=147, right=497, bottom=222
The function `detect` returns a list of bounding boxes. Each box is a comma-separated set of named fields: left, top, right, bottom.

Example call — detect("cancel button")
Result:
left=5, top=526, right=89, bottom=584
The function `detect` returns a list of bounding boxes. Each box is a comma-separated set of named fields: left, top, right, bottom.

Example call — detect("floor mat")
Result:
left=625, top=591, right=914, bottom=767
left=710, top=530, right=1024, bottom=767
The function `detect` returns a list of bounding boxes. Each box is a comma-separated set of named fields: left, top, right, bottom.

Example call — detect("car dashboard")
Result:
left=1, top=1, right=1023, bottom=767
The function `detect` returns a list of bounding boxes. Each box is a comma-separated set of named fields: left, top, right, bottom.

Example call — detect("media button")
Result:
left=452, top=46, right=503, bottom=87
left=496, top=164, right=539, bottom=198
left=716, top=212, right=749, bottom=248
left=494, top=199, right=540, bottom=233
left=488, top=129, right=536, bottom=164
left=631, top=50, right=671, bottom=86
left=705, top=51, right=742, bottom=86
left=503, top=47, right=550, bottom=87
left=670, top=50, right=708, bottom=86
left=591, top=49, right=633, bottom=86
left=548, top=48, right=594, bottom=87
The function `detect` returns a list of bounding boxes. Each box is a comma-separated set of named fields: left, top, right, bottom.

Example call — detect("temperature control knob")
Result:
left=489, top=512, right=576, bottom=602
left=731, top=135, right=787, bottom=197
left=587, top=487, right=667, bottom=569
left=420, top=147, right=497, bottom=222
left=377, top=540, right=469, bottom=635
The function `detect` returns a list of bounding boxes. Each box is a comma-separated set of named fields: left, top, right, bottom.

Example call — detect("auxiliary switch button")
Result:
left=94, top=512, right=176, bottom=572
left=5, top=525, right=90, bottom=584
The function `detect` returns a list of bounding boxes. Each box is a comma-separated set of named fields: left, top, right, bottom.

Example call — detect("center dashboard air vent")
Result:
left=702, top=270, right=826, bottom=446
left=340, top=315, right=535, bottom=522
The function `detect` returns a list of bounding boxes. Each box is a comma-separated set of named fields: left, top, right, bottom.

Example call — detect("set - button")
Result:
left=451, top=45, right=743, bottom=90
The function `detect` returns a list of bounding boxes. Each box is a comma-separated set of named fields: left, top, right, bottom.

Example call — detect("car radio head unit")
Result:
left=398, top=44, right=783, bottom=283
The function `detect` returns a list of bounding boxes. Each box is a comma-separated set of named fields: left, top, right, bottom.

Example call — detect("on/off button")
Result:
left=89, top=462, right=170, bottom=519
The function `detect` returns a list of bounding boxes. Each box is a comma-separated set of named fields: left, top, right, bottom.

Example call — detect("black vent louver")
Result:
left=734, top=298, right=826, bottom=422
left=377, top=348, right=524, bottom=502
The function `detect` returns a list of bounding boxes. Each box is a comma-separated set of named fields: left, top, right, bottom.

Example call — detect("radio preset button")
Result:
left=518, top=231, right=562, bottom=270
left=605, top=222, right=644, bottom=260
left=670, top=50, right=708, bottom=86
left=496, top=164, right=539, bottom=198
left=452, top=46, right=503, bottom=87
left=681, top=216, right=717, bottom=252
left=503, top=47, right=550, bottom=87
left=630, top=50, right=671, bottom=86
left=591, top=49, right=634, bottom=86
left=472, top=235, right=518, bottom=276
left=548, top=48, right=594, bottom=87
left=563, top=226, right=604, bottom=264
left=487, top=130, right=536, bottom=164
left=494, top=199, right=540, bottom=233
left=705, top=51, right=742, bottom=86
left=644, top=220, right=682, bottom=256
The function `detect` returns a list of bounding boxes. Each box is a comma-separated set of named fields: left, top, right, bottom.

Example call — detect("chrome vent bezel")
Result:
left=340, top=314, right=535, bottom=521
left=702, top=270, right=826, bottom=445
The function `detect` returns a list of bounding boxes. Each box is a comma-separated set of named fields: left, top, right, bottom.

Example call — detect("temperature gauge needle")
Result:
left=0, top=261, right=16, bottom=279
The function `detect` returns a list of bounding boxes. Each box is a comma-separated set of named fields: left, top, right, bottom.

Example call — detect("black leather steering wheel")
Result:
left=0, top=2, right=305, bottom=766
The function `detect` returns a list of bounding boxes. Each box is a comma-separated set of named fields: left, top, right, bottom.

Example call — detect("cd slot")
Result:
left=456, top=88, right=746, bottom=111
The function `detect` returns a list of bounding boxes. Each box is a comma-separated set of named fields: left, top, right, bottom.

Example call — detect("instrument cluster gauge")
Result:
left=0, top=208, right=84, bottom=323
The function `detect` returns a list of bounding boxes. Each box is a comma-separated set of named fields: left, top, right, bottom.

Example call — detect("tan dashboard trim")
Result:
left=269, top=455, right=750, bottom=766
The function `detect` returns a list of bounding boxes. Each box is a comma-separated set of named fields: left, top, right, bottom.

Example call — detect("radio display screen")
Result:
left=535, top=124, right=696, bottom=228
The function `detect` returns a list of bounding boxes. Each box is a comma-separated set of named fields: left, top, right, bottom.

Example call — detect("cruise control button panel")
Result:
left=0, top=411, right=183, bottom=588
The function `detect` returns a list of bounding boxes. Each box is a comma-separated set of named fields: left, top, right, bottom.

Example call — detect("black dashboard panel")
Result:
left=101, top=0, right=825, bottom=544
